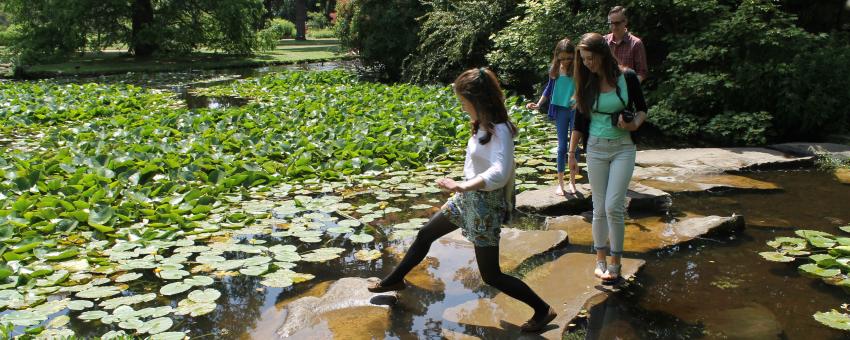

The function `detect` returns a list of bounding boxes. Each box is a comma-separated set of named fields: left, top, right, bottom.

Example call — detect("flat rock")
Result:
left=632, top=166, right=781, bottom=193
left=516, top=183, right=670, bottom=215
left=635, top=147, right=812, bottom=171
left=276, top=277, right=397, bottom=338
left=836, top=168, right=850, bottom=185
left=769, top=142, right=850, bottom=160
left=390, top=228, right=568, bottom=291
left=441, top=253, right=645, bottom=340
left=699, top=303, right=784, bottom=339
left=545, top=213, right=744, bottom=253
left=515, top=184, right=592, bottom=215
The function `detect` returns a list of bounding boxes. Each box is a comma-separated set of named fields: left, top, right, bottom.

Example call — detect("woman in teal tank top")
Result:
left=569, top=33, right=648, bottom=283
left=527, top=38, right=578, bottom=196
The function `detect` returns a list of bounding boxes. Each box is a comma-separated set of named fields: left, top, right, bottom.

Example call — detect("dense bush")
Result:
left=487, top=0, right=605, bottom=93
left=0, top=0, right=265, bottom=63
left=335, top=0, right=424, bottom=81
left=257, top=18, right=297, bottom=51
left=401, top=0, right=518, bottom=84
left=307, top=11, right=329, bottom=29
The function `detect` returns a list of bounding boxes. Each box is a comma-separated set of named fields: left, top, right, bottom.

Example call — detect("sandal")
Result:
left=367, top=279, right=407, bottom=293
left=520, top=306, right=557, bottom=332
left=594, top=260, right=607, bottom=278
left=602, top=264, right=621, bottom=283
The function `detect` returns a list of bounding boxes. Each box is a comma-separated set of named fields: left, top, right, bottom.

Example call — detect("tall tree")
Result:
left=131, top=0, right=157, bottom=57
left=295, top=0, right=307, bottom=40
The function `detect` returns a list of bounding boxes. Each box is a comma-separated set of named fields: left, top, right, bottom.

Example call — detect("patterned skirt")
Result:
left=440, top=188, right=507, bottom=247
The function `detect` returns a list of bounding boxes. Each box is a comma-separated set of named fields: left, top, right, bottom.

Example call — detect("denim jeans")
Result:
left=586, top=134, right=636, bottom=255
left=553, top=105, right=575, bottom=173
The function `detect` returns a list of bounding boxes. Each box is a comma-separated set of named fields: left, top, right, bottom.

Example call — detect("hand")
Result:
left=525, top=102, right=539, bottom=110
left=617, top=114, right=640, bottom=131
left=436, top=178, right=465, bottom=192
left=568, top=153, right=578, bottom=175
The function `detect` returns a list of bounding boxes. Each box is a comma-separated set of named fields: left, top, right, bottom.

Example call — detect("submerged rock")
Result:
left=632, top=166, right=781, bottom=193
left=769, top=142, right=850, bottom=161
left=836, top=168, right=850, bottom=185
left=275, top=277, right=396, bottom=339
left=516, top=183, right=670, bottom=215
left=545, top=213, right=744, bottom=253
left=389, top=228, right=568, bottom=292
left=441, top=253, right=645, bottom=340
left=698, top=303, right=784, bottom=339
left=635, top=147, right=812, bottom=171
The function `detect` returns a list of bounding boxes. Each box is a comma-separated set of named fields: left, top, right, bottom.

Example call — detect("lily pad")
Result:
left=100, top=293, right=157, bottom=310
left=759, top=251, right=795, bottom=263
left=150, top=331, right=188, bottom=340
left=115, top=272, right=143, bottom=283
left=47, top=315, right=70, bottom=328
left=160, top=282, right=192, bottom=296
left=77, top=285, right=123, bottom=299
left=78, top=310, right=109, bottom=321
left=349, top=233, right=374, bottom=243
left=183, top=275, right=215, bottom=286
left=67, top=300, right=94, bottom=311
left=814, top=310, right=850, bottom=330
left=139, top=317, right=173, bottom=335
left=354, top=249, right=382, bottom=261
left=1, top=310, right=48, bottom=326
left=799, top=263, right=841, bottom=278
left=159, top=269, right=190, bottom=280
left=175, top=298, right=217, bottom=317
left=188, top=288, right=221, bottom=303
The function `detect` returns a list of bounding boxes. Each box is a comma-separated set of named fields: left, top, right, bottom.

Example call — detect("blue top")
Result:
left=589, top=74, right=629, bottom=139
left=542, top=75, right=575, bottom=120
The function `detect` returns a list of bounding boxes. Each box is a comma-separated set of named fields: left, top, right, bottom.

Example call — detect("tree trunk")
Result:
left=131, top=0, right=157, bottom=57
left=295, top=0, right=307, bottom=40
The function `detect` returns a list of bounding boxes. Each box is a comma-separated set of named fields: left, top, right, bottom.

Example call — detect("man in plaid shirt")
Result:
left=604, top=6, right=648, bottom=82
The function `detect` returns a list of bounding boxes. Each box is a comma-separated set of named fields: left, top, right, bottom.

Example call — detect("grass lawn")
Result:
left=14, top=39, right=349, bottom=78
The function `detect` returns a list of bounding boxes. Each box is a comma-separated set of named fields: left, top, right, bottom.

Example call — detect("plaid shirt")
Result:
left=604, top=32, right=648, bottom=80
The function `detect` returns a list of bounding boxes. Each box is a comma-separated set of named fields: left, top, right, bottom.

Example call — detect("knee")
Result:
left=480, top=271, right=502, bottom=286
left=605, top=201, right=625, bottom=218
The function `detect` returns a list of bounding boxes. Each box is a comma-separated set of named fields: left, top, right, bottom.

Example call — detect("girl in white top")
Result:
left=368, top=68, right=556, bottom=333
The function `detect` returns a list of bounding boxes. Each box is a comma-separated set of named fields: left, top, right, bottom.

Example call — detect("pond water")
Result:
left=2, top=66, right=849, bottom=339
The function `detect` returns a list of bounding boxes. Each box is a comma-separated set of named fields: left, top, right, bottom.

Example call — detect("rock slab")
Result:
left=769, top=142, right=850, bottom=161
left=276, top=277, right=397, bottom=339
left=635, top=147, right=812, bottom=172
left=441, top=253, right=645, bottom=340
left=516, top=183, right=670, bottom=215
left=545, top=214, right=744, bottom=253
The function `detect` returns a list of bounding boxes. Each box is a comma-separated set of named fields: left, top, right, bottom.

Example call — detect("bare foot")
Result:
left=566, top=183, right=577, bottom=195
left=554, top=185, right=565, bottom=196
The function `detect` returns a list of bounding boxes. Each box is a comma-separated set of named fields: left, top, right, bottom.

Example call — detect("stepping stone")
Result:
left=769, top=142, right=850, bottom=161
left=836, top=168, right=850, bottom=185
left=389, top=228, right=568, bottom=292
left=635, top=147, right=812, bottom=172
left=516, top=183, right=670, bottom=215
left=276, top=277, right=397, bottom=338
left=441, top=253, right=645, bottom=340
left=632, top=166, right=781, bottom=193
left=545, top=213, right=744, bottom=253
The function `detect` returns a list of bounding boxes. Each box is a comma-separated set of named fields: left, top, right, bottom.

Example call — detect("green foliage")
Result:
left=402, top=0, right=518, bottom=84
left=257, top=18, right=297, bottom=51
left=334, top=0, right=424, bottom=80
left=307, top=11, right=329, bottom=29
left=763, top=227, right=850, bottom=331
left=647, top=0, right=849, bottom=144
left=487, top=0, right=605, bottom=90
left=0, top=0, right=265, bottom=63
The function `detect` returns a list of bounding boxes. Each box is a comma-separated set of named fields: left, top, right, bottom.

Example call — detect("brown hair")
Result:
left=573, top=32, right=622, bottom=116
left=453, top=67, right=517, bottom=144
left=548, top=38, right=575, bottom=79
left=609, top=5, right=627, bottom=17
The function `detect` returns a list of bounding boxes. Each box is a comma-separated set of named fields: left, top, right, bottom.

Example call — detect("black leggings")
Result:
left=382, top=211, right=549, bottom=315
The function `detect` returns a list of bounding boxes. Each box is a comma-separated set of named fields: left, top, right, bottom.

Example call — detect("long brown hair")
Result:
left=548, top=38, right=575, bottom=79
left=573, top=32, right=622, bottom=116
left=453, top=67, right=517, bottom=144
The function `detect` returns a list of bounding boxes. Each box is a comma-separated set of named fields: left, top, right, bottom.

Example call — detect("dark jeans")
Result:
left=381, top=211, right=549, bottom=315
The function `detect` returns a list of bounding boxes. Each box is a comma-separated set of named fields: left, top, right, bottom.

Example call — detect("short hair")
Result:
left=609, top=6, right=627, bottom=17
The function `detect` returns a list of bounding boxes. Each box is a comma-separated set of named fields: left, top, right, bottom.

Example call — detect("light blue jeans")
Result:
left=586, top=134, right=636, bottom=256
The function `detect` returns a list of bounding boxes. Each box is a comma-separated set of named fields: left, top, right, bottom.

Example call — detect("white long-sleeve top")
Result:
left=464, top=123, right=515, bottom=191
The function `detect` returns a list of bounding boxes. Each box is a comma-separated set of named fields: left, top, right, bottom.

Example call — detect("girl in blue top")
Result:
left=527, top=38, right=578, bottom=196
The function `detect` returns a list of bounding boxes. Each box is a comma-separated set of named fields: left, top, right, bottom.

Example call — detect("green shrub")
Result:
left=402, top=0, right=518, bottom=84
left=487, top=0, right=605, bottom=92
left=307, top=28, right=336, bottom=39
left=335, top=0, right=424, bottom=81
left=308, top=11, right=329, bottom=29
left=257, top=18, right=297, bottom=51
